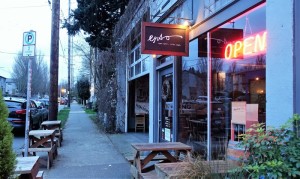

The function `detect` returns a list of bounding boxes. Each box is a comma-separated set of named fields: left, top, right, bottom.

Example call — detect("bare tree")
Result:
left=12, top=52, right=49, bottom=97
left=73, top=38, right=93, bottom=80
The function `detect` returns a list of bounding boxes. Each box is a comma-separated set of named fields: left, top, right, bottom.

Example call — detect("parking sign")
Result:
left=23, top=31, right=36, bottom=45
left=23, top=31, right=36, bottom=57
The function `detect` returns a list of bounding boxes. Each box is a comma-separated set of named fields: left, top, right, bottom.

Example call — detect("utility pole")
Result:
left=49, top=0, right=60, bottom=121
left=67, top=0, right=71, bottom=108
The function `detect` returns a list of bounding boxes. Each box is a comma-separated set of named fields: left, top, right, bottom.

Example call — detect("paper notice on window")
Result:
left=165, top=128, right=171, bottom=141
left=246, top=104, right=258, bottom=122
left=231, top=101, right=246, bottom=124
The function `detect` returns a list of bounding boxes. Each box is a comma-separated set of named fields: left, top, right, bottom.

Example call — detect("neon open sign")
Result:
left=224, top=31, right=267, bottom=59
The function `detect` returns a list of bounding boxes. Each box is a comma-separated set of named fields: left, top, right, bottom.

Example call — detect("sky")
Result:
left=0, top=0, right=81, bottom=82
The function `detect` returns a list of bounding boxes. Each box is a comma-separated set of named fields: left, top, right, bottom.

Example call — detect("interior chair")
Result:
left=135, top=113, right=146, bottom=132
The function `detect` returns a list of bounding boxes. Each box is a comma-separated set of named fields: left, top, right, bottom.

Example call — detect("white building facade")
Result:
left=116, top=0, right=300, bottom=159
left=5, top=78, right=17, bottom=96
left=0, top=76, right=6, bottom=95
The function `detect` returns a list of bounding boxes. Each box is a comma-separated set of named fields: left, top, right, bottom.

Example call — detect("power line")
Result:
left=59, top=39, right=66, bottom=59
left=0, top=4, right=49, bottom=10
left=0, top=50, right=17, bottom=55
left=0, top=50, right=90, bottom=58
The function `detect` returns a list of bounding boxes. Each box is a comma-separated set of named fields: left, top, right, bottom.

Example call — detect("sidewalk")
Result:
left=43, top=102, right=148, bottom=179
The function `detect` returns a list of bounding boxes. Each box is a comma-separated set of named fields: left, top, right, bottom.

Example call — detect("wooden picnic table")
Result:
left=41, top=120, right=63, bottom=146
left=130, top=142, right=192, bottom=178
left=41, top=120, right=61, bottom=129
left=29, top=130, right=56, bottom=148
left=22, top=130, right=57, bottom=169
left=15, top=156, right=39, bottom=179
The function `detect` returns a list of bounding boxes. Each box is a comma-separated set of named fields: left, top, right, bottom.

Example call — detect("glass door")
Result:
left=159, top=68, right=173, bottom=142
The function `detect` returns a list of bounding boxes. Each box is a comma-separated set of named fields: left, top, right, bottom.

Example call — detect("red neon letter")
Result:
left=243, top=36, right=254, bottom=55
left=225, top=44, right=233, bottom=59
left=254, top=31, right=267, bottom=52
left=234, top=41, right=243, bottom=58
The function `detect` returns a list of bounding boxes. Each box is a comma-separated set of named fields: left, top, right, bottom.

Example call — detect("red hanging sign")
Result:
left=141, top=22, right=189, bottom=56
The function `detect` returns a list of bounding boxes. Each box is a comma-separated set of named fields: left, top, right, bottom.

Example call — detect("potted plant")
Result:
left=0, top=90, right=16, bottom=178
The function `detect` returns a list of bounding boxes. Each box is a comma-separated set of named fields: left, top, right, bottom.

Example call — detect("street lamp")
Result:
left=60, top=88, right=66, bottom=98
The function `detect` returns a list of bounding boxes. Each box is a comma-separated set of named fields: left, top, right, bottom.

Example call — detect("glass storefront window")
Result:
left=204, top=0, right=237, bottom=18
left=129, top=45, right=151, bottom=80
left=157, top=56, right=174, bottom=66
left=179, top=4, right=266, bottom=160
left=130, top=52, right=134, bottom=64
left=135, top=47, right=141, bottom=62
left=130, top=66, right=134, bottom=78
left=135, top=61, right=141, bottom=75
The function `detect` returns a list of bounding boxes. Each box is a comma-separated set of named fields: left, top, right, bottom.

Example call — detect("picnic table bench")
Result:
left=130, top=142, right=192, bottom=179
left=125, top=154, right=167, bottom=164
left=14, top=156, right=44, bottom=179
left=155, top=160, right=240, bottom=178
left=22, top=130, right=57, bottom=169
left=41, top=120, right=63, bottom=147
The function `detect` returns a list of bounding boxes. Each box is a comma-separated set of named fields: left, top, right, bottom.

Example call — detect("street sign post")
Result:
left=23, top=30, right=36, bottom=157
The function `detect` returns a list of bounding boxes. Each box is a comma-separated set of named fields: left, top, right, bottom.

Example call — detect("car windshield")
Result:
left=39, top=99, right=49, bottom=105
left=5, top=101, right=24, bottom=108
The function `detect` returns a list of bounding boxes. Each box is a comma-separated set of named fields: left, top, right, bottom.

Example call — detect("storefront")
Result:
left=132, top=0, right=299, bottom=160
left=143, top=0, right=270, bottom=160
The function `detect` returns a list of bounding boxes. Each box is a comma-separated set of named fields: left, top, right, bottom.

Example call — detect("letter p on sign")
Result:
left=23, top=31, right=36, bottom=45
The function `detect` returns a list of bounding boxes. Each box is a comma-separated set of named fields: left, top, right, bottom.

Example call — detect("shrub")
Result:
left=0, top=90, right=16, bottom=178
left=234, top=114, right=300, bottom=178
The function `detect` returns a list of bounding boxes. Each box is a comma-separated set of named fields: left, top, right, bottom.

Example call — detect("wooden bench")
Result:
left=36, top=171, right=44, bottom=179
left=155, top=162, right=189, bottom=179
left=126, top=154, right=167, bottom=164
left=15, top=156, right=40, bottom=179
left=155, top=160, right=240, bottom=178
left=140, top=170, right=158, bottom=179
left=131, top=165, right=159, bottom=179
left=41, top=121, right=63, bottom=147
left=22, top=144, right=57, bottom=169
left=55, top=131, right=63, bottom=147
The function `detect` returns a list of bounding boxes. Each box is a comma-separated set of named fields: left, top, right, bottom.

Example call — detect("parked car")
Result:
left=34, top=100, right=49, bottom=121
left=38, top=98, right=49, bottom=109
left=4, top=97, right=44, bottom=132
left=59, top=97, right=68, bottom=105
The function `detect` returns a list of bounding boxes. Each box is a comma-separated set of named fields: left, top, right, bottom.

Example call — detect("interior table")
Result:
left=130, top=142, right=192, bottom=178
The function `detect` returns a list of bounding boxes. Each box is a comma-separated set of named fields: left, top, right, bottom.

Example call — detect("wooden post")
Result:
left=49, top=0, right=60, bottom=120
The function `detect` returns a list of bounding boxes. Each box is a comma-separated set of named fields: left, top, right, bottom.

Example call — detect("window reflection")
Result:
left=179, top=4, right=266, bottom=160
